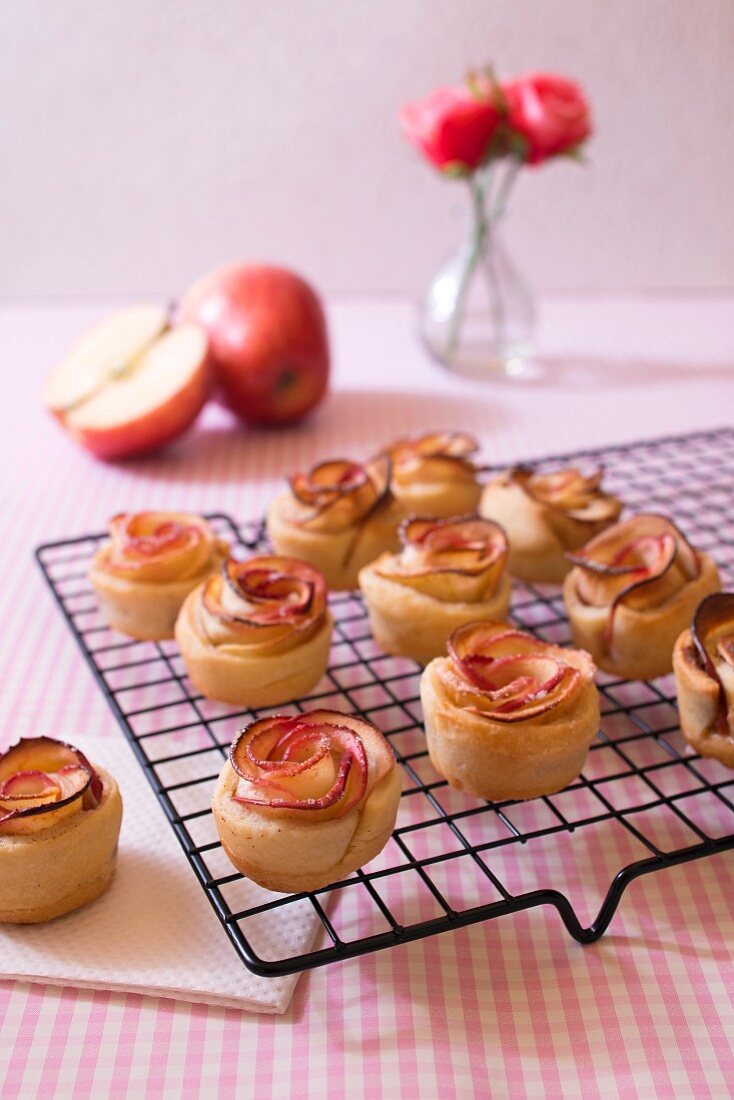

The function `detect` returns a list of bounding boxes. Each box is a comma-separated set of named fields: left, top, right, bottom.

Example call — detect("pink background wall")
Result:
left=3, top=0, right=733, bottom=298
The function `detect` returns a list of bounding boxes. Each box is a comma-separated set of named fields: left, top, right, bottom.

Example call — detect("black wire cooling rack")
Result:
left=35, top=427, right=734, bottom=977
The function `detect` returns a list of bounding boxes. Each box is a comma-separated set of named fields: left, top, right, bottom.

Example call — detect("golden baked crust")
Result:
left=359, top=515, right=511, bottom=665
left=175, top=555, right=333, bottom=707
left=266, top=456, right=403, bottom=590
left=563, top=514, right=721, bottom=680
left=480, top=465, right=622, bottom=583
left=380, top=430, right=482, bottom=518
left=212, top=711, right=401, bottom=893
left=89, top=512, right=229, bottom=640
left=673, top=593, right=734, bottom=767
left=0, top=738, right=122, bottom=924
left=420, top=621, right=600, bottom=801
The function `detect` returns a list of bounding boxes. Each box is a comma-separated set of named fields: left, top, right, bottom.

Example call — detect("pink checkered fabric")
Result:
left=1, top=296, right=734, bottom=1097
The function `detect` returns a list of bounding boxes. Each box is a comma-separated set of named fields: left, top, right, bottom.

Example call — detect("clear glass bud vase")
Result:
left=420, top=171, right=536, bottom=377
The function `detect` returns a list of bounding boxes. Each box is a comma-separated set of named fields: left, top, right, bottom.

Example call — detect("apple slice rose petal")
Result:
left=690, top=592, right=734, bottom=735
left=200, top=556, right=327, bottom=650
left=567, top=514, right=703, bottom=651
left=0, top=737, right=101, bottom=834
left=105, top=512, right=215, bottom=582
left=229, top=712, right=381, bottom=822
left=378, top=515, right=507, bottom=600
left=388, top=430, right=479, bottom=467
left=441, top=621, right=582, bottom=722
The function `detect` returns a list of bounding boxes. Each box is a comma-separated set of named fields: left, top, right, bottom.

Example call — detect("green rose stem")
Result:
left=445, top=156, right=522, bottom=362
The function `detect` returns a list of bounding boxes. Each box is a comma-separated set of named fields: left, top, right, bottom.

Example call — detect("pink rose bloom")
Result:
left=400, top=86, right=501, bottom=174
left=503, top=74, right=591, bottom=165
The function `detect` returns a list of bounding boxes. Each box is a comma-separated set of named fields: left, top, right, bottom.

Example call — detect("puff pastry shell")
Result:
left=359, top=515, right=510, bottom=665
left=213, top=711, right=401, bottom=893
left=89, top=512, right=228, bottom=640
left=421, top=621, right=600, bottom=801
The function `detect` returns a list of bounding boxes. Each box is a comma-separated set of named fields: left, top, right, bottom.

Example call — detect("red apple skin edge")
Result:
left=69, top=352, right=212, bottom=460
left=178, top=265, right=330, bottom=427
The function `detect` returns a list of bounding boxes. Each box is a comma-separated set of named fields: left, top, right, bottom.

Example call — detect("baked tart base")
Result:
left=266, top=493, right=403, bottom=591
left=563, top=552, right=720, bottom=681
left=213, top=760, right=402, bottom=894
left=359, top=562, right=511, bottom=666
left=0, top=766, right=122, bottom=924
left=175, top=587, right=334, bottom=707
left=90, top=546, right=228, bottom=641
left=420, top=661, right=598, bottom=802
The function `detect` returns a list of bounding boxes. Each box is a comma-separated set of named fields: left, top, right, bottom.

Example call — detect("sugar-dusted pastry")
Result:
left=175, top=555, right=333, bottom=707
left=421, top=621, right=600, bottom=801
left=359, top=515, right=511, bottom=665
left=89, top=512, right=229, bottom=640
left=480, top=464, right=622, bottom=583
left=380, top=430, right=482, bottom=518
left=213, top=710, right=401, bottom=892
left=563, top=514, right=720, bottom=681
left=0, top=737, right=123, bottom=923
left=673, top=593, right=734, bottom=767
left=266, top=455, right=403, bottom=590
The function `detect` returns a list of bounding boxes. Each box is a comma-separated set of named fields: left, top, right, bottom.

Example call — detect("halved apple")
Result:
left=42, top=305, right=211, bottom=459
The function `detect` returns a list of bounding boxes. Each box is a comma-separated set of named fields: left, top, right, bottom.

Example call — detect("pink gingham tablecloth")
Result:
left=1, top=293, right=734, bottom=1098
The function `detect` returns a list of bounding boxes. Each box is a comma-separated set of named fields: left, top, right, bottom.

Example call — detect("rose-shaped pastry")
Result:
left=563, top=514, right=720, bottom=681
left=480, top=464, right=622, bottom=583
left=673, top=593, right=734, bottom=767
left=380, top=430, right=482, bottom=519
left=175, top=555, right=333, bottom=707
left=213, top=710, right=401, bottom=892
left=420, top=621, right=599, bottom=801
left=0, top=737, right=122, bottom=923
left=359, top=515, right=511, bottom=665
left=266, top=455, right=403, bottom=590
left=89, top=512, right=229, bottom=640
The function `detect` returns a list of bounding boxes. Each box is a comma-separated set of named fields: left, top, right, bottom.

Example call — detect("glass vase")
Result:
left=420, top=174, right=537, bottom=378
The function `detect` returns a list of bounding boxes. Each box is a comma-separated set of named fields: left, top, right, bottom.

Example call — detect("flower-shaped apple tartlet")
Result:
left=175, top=555, right=333, bottom=707
left=266, top=456, right=403, bottom=590
left=480, top=464, right=623, bottom=583
left=359, top=515, right=511, bottom=666
left=89, top=512, right=229, bottom=640
left=420, top=622, right=600, bottom=801
left=0, top=737, right=122, bottom=923
left=380, top=430, right=482, bottom=518
left=673, top=593, right=734, bottom=768
left=213, top=710, right=401, bottom=893
left=563, top=514, right=720, bottom=681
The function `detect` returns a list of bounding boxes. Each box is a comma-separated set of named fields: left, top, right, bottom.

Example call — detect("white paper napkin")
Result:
left=0, top=736, right=320, bottom=1013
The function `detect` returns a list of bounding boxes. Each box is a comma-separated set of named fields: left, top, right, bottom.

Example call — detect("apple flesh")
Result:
left=179, top=264, right=329, bottom=427
left=42, top=306, right=211, bottom=459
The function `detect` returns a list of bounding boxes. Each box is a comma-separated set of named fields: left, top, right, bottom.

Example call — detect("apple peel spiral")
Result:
left=175, top=555, right=333, bottom=706
left=480, top=464, right=623, bottom=583
left=359, top=514, right=511, bottom=665
left=89, top=511, right=229, bottom=640
left=212, top=710, right=401, bottom=893
left=563, top=514, right=720, bottom=680
left=0, top=736, right=122, bottom=923
left=420, top=621, right=600, bottom=801
left=380, top=430, right=482, bottom=519
left=267, top=456, right=404, bottom=590
left=673, top=593, right=734, bottom=767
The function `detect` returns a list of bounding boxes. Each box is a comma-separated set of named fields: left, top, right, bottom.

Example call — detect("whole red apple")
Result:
left=179, top=264, right=330, bottom=427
